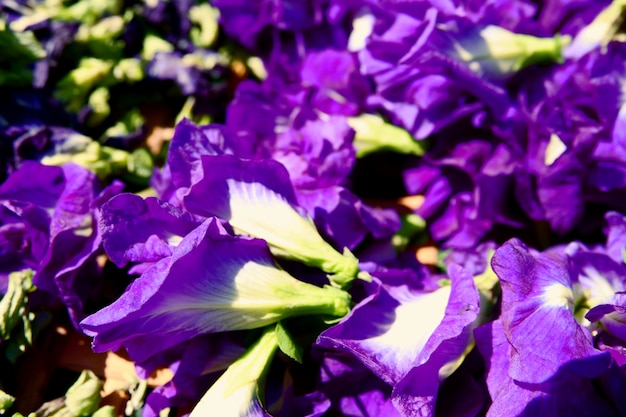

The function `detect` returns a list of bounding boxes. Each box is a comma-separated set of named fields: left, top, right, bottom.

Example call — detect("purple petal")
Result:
left=81, top=217, right=349, bottom=359
left=0, top=160, right=65, bottom=209
left=390, top=265, right=480, bottom=416
left=317, top=352, right=403, bottom=417
left=165, top=119, right=229, bottom=192
left=492, top=239, right=611, bottom=383
left=586, top=293, right=626, bottom=342
left=318, top=264, right=478, bottom=396
left=604, top=211, right=626, bottom=264
left=475, top=320, right=617, bottom=417
left=99, top=193, right=200, bottom=267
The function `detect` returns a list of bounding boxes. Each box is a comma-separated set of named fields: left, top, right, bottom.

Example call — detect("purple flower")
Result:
left=153, top=117, right=394, bottom=280
left=403, top=136, right=522, bottom=249
left=98, top=193, right=200, bottom=272
left=318, top=264, right=479, bottom=415
left=80, top=217, right=351, bottom=360
left=299, top=49, right=370, bottom=115
left=512, top=42, right=626, bottom=235
left=225, top=77, right=398, bottom=250
left=586, top=293, right=626, bottom=343
left=0, top=161, right=121, bottom=325
left=212, top=0, right=353, bottom=75
left=150, top=119, right=235, bottom=205
left=183, top=154, right=364, bottom=287
left=475, top=319, right=618, bottom=417
left=491, top=238, right=611, bottom=383
left=359, top=3, right=561, bottom=139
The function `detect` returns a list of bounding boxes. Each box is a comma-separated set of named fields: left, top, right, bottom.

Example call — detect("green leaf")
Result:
left=0, top=22, right=46, bottom=63
left=86, top=86, right=111, bottom=127
left=0, top=389, right=15, bottom=413
left=102, top=108, right=144, bottom=141
left=0, top=22, right=46, bottom=86
left=141, top=33, right=174, bottom=61
left=275, top=322, right=303, bottom=363
left=56, top=0, right=122, bottom=24
left=4, top=311, right=51, bottom=363
left=0, top=270, right=35, bottom=341
left=124, top=148, right=154, bottom=187
left=54, top=58, right=114, bottom=112
left=41, top=139, right=130, bottom=181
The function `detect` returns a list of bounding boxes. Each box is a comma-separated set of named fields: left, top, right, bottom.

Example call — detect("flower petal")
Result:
left=81, top=218, right=350, bottom=358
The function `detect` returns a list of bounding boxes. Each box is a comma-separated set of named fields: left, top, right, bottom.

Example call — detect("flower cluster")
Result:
left=2, top=0, right=626, bottom=417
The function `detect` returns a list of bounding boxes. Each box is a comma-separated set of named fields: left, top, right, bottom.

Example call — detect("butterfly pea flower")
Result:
left=183, top=154, right=367, bottom=288
left=299, top=49, right=370, bottom=116
left=0, top=161, right=122, bottom=325
left=491, top=239, right=612, bottom=384
left=475, top=320, right=619, bottom=417
left=226, top=80, right=401, bottom=250
left=359, top=7, right=511, bottom=139
left=151, top=119, right=240, bottom=206
left=403, top=138, right=522, bottom=249
left=586, top=293, right=626, bottom=343
left=80, top=217, right=351, bottom=357
left=504, top=41, right=626, bottom=236
left=563, top=241, right=626, bottom=357
left=212, top=0, right=350, bottom=74
left=318, top=264, right=480, bottom=416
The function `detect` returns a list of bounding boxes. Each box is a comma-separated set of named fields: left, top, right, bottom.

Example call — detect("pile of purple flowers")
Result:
left=3, top=0, right=626, bottom=416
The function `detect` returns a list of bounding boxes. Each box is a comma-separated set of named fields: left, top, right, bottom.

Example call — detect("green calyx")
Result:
left=348, top=113, right=428, bottom=158
left=232, top=262, right=353, bottom=321
left=455, top=25, right=571, bottom=77
left=189, top=327, right=279, bottom=417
